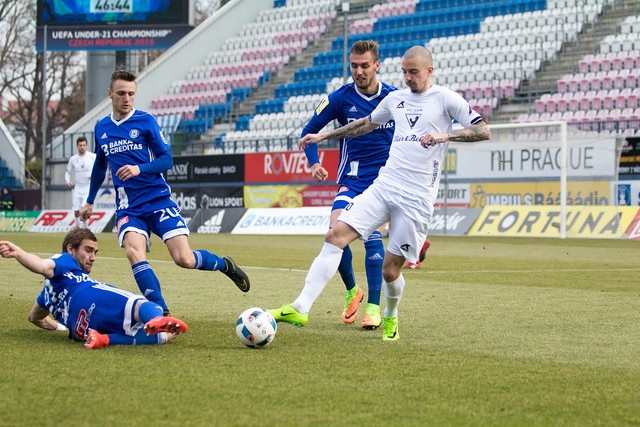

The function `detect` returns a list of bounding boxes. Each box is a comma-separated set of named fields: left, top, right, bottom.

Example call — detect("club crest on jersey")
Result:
left=129, top=129, right=140, bottom=139
left=406, top=114, right=421, bottom=128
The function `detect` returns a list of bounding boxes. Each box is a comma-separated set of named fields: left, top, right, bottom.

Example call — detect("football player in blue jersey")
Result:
left=80, top=70, right=249, bottom=316
left=0, top=229, right=188, bottom=349
left=300, top=40, right=395, bottom=329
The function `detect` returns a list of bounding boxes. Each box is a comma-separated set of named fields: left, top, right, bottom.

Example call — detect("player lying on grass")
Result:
left=0, top=228, right=188, bottom=349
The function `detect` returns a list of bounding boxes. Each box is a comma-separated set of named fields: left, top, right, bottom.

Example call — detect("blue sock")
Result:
left=132, top=262, right=168, bottom=312
left=193, top=250, right=225, bottom=271
left=137, top=301, right=164, bottom=323
left=108, top=329, right=166, bottom=346
left=364, top=231, right=384, bottom=306
left=338, top=244, right=357, bottom=291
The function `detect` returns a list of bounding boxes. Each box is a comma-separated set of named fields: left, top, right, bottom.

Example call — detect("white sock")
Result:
left=384, top=274, right=405, bottom=318
left=292, top=242, right=343, bottom=314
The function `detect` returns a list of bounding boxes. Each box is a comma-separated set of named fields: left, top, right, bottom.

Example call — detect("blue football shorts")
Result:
left=116, top=205, right=190, bottom=249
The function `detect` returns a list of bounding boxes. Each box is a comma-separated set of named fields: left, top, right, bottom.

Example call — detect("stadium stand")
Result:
left=56, top=0, right=640, bottom=156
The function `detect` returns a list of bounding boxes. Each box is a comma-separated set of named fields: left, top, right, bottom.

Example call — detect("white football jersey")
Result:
left=369, top=85, right=482, bottom=200
left=65, top=152, right=96, bottom=189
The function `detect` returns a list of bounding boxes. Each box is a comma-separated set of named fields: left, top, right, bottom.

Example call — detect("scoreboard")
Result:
left=36, top=0, right=194, bottom=51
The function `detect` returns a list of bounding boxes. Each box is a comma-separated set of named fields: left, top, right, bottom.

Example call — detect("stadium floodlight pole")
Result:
left=41, top=25, right=48, bottom=210
left=342, top=2, right=350, bottom=84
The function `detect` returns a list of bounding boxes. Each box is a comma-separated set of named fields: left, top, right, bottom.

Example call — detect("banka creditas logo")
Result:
left=129, top=129, right=140, bottom=138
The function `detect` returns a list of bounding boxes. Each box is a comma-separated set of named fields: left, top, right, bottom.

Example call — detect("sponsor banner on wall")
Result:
left=189, top=208, right=247, bottom=233
left=166, top=154, right=244, bottom=184
left=171, top=186, right=244, bottom=223
left=468, top=206, right=639, bottom=238
left=244, top=149, right=340, bottom=183
left=623, top=210, right=640, bottom=240
left=450, top=138, right=617, bottom=179
left=232, top=207, right=331, bottom=235
left=245, top=185, right=338, bottom=208
left=435, top=183, right=471, bottom=208
left=0, top=211, right=41, bottom=232
left=94, top=187, right=117, bottom=210
left=429, top=209, right=483, bottom=235
left=613, top=180, right=640, bottom=206
left=29, top=210, right=115, bottom=233
left=465, top=181, right=611, bottom=208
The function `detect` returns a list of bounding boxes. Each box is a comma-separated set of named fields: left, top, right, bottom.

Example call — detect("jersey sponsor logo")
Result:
left=396, top=101, right=405, bottom=108
left=315, top=97, right=329, bottom=115
left=406, top=113, right=421, bottom=128
left=129, top=129, right=140, bottom=139
left=101, top=133, right=108, bottom=139
left=349, top=105, right=358, bottom=113
left=104, top=139, right=143, bottom=155
left=400, top=244, right=411, bottom=251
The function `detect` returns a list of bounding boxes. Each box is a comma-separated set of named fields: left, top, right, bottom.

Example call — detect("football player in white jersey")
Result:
left=65, top=136, right=96, bottom=228
left=269, top=46, right=490, bottom=340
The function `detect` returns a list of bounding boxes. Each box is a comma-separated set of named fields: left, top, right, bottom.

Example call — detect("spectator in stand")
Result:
left=1, top=187, right=14, bottom=211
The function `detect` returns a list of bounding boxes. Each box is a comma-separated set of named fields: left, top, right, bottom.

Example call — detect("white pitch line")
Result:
left=34, top=253, right=640, bottom=275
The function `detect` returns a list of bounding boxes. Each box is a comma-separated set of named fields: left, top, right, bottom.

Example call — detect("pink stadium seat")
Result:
left=568, top=75, right=579, bottom=92
left=580, top=92, right=592, bottom=110
left=626, top=69, right=638, bottom=88
left=614, top=71, right=626, bottom=89
left=623, top=53, right=635, bottom=69
left=590, top=91, right=603, bottom=110
left=603, top=89, right=617, bottom=109
left=602, top=72, right=613, bottom=90
left=616, top=88, right=631, bottom=109
left=590, top=53, right=606, bottom=72
left=628, top=89, right=639, bottom=109
left=619, top=108, right=633, bottom=130
left=503, top=79, right=515, bottom=98
left=579, top=58, right=590, bottom=73
left=580, top=73, right=593, bottom=92
left=567, top=93, right=580, bottom=111
left=474, top=82, right=484, bottom=99
left=612, top=56, right=623, bottom=71
left=602, top=54, right=614, bottom=71
left=557, top=74, right=570, bottom=93
left=557, top=96, right=568, bottom=112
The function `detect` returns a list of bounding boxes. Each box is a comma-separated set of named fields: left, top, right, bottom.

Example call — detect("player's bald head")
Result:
left=402, top=46, right=433, bottom=68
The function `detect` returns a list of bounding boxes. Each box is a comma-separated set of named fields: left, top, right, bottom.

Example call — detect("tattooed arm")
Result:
left=420, top=121, right=491, bottom=149
left=299, top=116, right=379, bottom=149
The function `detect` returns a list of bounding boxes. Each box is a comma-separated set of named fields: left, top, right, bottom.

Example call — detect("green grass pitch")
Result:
left=1, top=232, right=638, bottom=425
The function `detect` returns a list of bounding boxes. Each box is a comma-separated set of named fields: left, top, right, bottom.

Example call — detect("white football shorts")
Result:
left=71, top=186, right=90, bottom=211
left=337, top=181, right=433, bottom=263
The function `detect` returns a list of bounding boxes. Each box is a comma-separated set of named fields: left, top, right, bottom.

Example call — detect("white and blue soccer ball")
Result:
left=235, top=307, right=277, bottom=348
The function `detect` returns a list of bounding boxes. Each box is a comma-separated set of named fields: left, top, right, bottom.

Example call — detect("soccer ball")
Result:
left=235, top=307, right=277, bottom=348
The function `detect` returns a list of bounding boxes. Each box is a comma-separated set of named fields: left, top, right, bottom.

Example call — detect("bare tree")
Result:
left=1, top=0, right=84, bottom=161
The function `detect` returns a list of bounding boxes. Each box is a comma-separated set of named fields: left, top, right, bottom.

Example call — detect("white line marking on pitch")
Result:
left=35, top=253, right=640, bottom=274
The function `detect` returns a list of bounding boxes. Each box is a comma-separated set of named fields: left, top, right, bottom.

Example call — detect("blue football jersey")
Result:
left=36, top=252, right=102, bottom=338
left=36, top=252, right=146, bottom=340
left=302, top=82, right=396, bottom=193
left=93, top=109, right=172, bottom=212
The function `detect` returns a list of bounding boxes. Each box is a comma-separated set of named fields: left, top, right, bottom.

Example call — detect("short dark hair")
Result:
left=351, top=40, right=379, bottom=63
left=76, top=136, right=87, bottom=145
left=110, top=70, right=137, bottom=89
left=62, top=228, right=97, bottom=253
